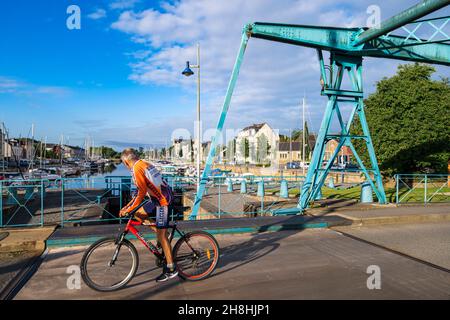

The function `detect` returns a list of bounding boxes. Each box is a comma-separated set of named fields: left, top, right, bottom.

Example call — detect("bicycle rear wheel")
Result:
left=173, top=231, right=220, bottom=281
left=80, top=237, right=139, bottom=292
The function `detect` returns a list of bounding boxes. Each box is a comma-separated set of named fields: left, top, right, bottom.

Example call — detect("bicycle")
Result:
left=80, top=200, right=220, bottom=292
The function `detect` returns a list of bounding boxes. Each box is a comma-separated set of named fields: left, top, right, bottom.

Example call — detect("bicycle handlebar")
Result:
left=121, top=198, right=152, bottom=219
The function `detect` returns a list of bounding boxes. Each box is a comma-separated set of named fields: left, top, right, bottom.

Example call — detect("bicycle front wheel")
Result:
left=80, top=237, right=139, bottom=292
left=173, top=231, right=220, bottom=281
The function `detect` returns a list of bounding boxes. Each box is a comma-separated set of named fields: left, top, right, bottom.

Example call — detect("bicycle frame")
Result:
left=114, top=198, right=199, bottom=264
left=117, top=213, right=186, bottom=261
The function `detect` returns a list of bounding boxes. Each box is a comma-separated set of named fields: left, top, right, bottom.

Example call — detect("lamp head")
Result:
left=182, top=61, right=194, bottom=77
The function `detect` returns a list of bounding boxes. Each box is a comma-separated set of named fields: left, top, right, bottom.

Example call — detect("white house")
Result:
left=235, top=123, right=279, bottom=165
left=3, top=139, right=30, bottom=161
left=172, top=138, right=193, bottom=162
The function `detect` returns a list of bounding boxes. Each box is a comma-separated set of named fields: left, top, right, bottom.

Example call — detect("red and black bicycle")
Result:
left=80, top=200, right=220, bottom=292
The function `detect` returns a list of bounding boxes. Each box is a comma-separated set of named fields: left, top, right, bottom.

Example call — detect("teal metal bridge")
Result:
left=190, top=0, right=450, bottom=219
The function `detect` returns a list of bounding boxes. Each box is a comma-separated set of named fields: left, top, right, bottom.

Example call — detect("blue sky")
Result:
left=0, top=0, right=448, bottom=151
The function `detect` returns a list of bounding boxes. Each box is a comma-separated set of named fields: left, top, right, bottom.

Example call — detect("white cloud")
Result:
left=0, top=76, right=71, bottom=97
left=110, top=0, right=433, bottom=139
left=110, top=0, right=140, bottom=10
left=0, top=76, right=23, bottom=93
left=87, top=8, right=107, bottom=20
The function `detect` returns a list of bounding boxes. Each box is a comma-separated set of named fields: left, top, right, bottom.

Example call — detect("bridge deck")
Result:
left=15, top=228, right=450, bottom=300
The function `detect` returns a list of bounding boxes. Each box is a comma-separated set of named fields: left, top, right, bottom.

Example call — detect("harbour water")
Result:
left=63, top=163, right=131, bottom=189
left=84, top=163, right=130, bottom=179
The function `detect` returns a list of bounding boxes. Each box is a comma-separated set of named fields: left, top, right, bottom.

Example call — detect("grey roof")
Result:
left=279, top=142, right=301, bottom=152
left=242, top=123, right=266, bottom=132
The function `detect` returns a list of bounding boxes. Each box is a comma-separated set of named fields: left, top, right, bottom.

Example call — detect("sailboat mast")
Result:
left=302, top=96, right=306, bottom=176
left=30, top=123, right=35, bottom=171
left=44, top=136, right=47, bottom=170
left=60, top=134, right=64, bottom=166
left=1, top=122, right=4, bottom=173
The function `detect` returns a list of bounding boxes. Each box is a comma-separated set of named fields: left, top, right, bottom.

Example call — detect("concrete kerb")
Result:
left=337, top=212, right=450, bottom=227
left=308, top=204, right=450, bottom=227
left=0, top=226, right=56, bottom=254
left=46, top=221, right=330, bottom=248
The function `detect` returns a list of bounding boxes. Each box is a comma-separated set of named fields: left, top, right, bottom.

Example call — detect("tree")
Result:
left=289, top=122, right=311, bottom=161
left=244, top=138, right=250, bottom=163
left=303, top=121, right=312, bottom=160
left=291, top=130, right=301, bottom=141
left=257, top=134, right=271, bottom=164
left=351, top=63, right=450, bottom=176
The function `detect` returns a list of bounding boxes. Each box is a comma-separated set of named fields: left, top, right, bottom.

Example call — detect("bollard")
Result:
left=240, top=180, right=247, bottom=194
left=280, top=180, right=289, bottom=198
left=361, top=182, right=373, bottom=203
left=227, top=179, right=233, bottom=192
left=314, top=188, right=322, bottom=200
left=257, top=180, right=265, bottom=197
left=328, top=177, right=335, bottom=189
left=6, top=187, right=18, bottom=205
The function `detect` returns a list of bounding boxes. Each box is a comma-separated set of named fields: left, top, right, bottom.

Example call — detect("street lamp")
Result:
left=182, top=43, right=201, bottom=191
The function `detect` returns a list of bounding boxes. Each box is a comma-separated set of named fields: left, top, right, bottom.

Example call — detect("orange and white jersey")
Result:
left=123, top=159, right=169, bottom=212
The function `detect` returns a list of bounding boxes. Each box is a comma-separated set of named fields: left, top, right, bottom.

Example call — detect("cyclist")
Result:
left=119, top=148, right=178, bottom=282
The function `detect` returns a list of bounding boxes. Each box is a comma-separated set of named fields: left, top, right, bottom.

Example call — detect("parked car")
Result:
left=286, top=162, right=301, bottom=169
left=344, top=163, right=359, bottom=170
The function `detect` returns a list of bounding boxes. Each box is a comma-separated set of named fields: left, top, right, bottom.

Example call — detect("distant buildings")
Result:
left=171, top=138, right=194, bottom=162
left=167, top=122, right=354, bottom=168
left=278, top=141, right=302, bottom=165
left=2, top=139, right=33, bottom=162
left=234, top=123, right=279, bottom=165
left=324, top=139, right=353, bottom=165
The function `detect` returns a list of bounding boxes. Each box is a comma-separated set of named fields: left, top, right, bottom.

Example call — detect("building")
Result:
left=324, top=139, right=353, bottom=164
left=171, top=138, right=194, bottom=162
left=235, top=123, right=279, bottom=165
left=2, top=139, right=30, bottom=161
left=278, top=141, right=302, bottom=165
left=277, top=132, right=317, bottom=166
left=43, top=143, right=85, bottom=160
left=63, top=145, right=85, bottom=159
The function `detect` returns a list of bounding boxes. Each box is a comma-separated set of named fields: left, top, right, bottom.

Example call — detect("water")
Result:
left=56, top=163, right=131, bottom=190
left=89, top=163, right=131, bottom=179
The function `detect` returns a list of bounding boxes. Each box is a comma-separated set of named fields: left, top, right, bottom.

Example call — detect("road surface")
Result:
left=15, top=227, right=450, bottom=300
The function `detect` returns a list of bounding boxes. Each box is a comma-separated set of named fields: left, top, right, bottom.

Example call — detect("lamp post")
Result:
left=182, top=43, right=201, bottom=191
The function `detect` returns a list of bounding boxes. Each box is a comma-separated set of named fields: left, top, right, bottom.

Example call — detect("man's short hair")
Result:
left=121, top=148, right=140, bottom=162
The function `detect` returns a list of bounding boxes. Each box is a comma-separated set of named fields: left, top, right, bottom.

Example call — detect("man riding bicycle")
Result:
left=119, top=148, right=178, bottom=282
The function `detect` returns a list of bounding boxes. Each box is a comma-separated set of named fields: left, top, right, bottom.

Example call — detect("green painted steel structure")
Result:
left=189, top=0, right=450, bottom=219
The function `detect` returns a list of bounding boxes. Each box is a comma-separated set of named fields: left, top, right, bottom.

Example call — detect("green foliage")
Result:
left=243, top=138, right=250, bottom=161
left=352, top=63, right=450, bottom=175
left=286, top=122, right=311, bottom=160
left=92, top=146, right=120, bottom=159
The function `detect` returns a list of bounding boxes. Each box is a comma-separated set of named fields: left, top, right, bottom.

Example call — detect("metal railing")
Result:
left=3, top=172, right=447, bottom=227
left=0, top=176, right=136, bottom=228
left=0, top=174, right=305, bottom=228
left=394, top=174, right=450, bottom=204
left=184, top=174, right=306, bottom=219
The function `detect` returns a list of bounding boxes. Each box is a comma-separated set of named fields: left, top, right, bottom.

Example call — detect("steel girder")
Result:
left=298, top=52, right=386, bottom=211
left=248, top=22, right=450, bottom=66
left=188, top=1, right=450, bottom=219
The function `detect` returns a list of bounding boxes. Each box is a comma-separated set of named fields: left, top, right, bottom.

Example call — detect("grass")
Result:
left=265, top=185, right=450, bottom=203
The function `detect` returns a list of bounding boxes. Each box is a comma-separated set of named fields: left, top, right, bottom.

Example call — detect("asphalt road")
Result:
left=15, top=228, right=450, bottom=300
left=0, top=251, right=41, bottom=298
left=333, top=221, right=450, bottom=270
